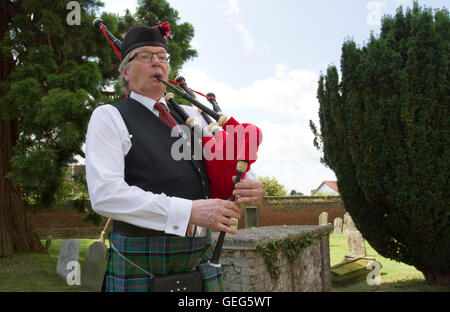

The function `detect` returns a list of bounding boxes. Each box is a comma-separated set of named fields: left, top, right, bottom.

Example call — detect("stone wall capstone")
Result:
left=213, top=225, right=333, bottom=292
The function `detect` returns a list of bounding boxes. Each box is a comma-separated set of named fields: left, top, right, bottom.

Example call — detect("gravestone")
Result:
left=56, top=239, right=80, bottom=280
left=81, top=241, right=108, bottom=291
left=347, top=230, right=367, bottom=258
left=45, top=239, right=52, bottom=250
left=343, top=213, right=357, bottom=234
left=333, top=217, right=343, bottom=234
left=318, top=212, right=328, bottom=225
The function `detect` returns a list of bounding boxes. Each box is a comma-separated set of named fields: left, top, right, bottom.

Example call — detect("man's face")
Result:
left=121, top=45, right=169, bottom=100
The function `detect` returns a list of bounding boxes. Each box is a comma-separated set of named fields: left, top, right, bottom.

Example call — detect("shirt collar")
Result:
left=130, top=91, right=169, bottom=113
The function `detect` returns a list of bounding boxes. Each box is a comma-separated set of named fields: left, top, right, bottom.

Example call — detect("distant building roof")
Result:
left=313, top=181, right=339, bottom=194
left=322, top=181, right=338, bottom=193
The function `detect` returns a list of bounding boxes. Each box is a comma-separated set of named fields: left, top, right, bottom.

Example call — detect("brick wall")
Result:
left=239, top=196, right=346, bottom=229
left=28, top=196, right=346, bottom=238
left=27, top=201, right=107, bottom=239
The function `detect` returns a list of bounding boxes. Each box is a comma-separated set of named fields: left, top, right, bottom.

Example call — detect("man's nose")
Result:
left=150, top=53, right=161, bottom=64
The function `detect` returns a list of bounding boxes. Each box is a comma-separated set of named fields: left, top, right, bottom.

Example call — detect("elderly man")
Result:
left=85, top=23, right=263, bottom=292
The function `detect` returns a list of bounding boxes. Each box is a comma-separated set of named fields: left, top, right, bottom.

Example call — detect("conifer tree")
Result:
left=0, top=0, right=109, bottom=257
left=0, top=0, right=197, bottom=257
left=312, top=2, right=449, bottom=284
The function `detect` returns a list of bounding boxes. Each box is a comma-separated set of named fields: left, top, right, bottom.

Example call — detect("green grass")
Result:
left=0, top=239, right=100, bottom=292
left=0, top=235, right=449, bottom=292
left=330, top=234, right=450, bottom=292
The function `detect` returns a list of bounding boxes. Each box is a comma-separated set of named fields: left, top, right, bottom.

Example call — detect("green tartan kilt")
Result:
left=104, top=233, right=225, bottom=292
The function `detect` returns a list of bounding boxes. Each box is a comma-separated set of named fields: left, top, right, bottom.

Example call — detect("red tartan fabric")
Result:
left=154, top=102, right=177, bottom=129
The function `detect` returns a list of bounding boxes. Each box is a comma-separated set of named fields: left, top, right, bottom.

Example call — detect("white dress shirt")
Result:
left=86, top=92, right=256, bottom=237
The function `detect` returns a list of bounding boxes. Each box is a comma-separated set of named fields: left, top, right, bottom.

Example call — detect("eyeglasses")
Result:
left=129, top=51, right=171, bottom=64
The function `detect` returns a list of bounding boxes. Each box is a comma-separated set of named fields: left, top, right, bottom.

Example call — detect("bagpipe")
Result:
left=93, top=19, right=263, bottom=265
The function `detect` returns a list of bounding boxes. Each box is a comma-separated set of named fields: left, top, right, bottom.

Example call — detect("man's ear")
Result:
left=121, top=67, right=129, bottom=81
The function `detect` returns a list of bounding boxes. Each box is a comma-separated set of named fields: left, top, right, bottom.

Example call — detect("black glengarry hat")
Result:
left=121, top=22, right=171, bottom=59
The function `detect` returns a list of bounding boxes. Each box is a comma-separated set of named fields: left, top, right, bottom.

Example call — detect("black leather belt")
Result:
left=112, top=220, right=177, bottom=238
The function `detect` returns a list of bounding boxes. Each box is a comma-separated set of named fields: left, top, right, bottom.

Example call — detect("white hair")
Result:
left=118, top=53, right=132, bottom=95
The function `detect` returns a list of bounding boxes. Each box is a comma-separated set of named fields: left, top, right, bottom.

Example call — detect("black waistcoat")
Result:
left=111, top=98, right=210, bottom=235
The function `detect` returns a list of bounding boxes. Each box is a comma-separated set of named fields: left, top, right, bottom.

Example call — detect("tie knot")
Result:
left=154, top=101, right=177, bottom=130
left=154, top=102, right=167, bottom=113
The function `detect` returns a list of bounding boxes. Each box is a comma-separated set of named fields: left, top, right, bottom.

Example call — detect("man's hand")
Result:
left=232, top=177, right=264, bottom=206
left=190, top=199, right=241, bottom=234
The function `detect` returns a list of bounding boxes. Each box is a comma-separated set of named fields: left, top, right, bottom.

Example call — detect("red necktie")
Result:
left=154, top=102, right=177, bottom=130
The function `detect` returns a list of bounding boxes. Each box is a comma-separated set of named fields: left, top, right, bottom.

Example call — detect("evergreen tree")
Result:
left=312, top=2, right=449, bottom=284
left=0, top=0, right=198, bottom=257
left=0, top=0, right=108, bottom=257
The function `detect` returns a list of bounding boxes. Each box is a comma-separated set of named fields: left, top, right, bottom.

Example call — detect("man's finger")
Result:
left=219, top=216, right=238, bottom=227
left=219, top=223, right=237, bottom=235
left=223, top=200, right=240, bottom=214
left=222, top=207, right=240, bottom=219
left=234, top=179, right=262, bottom=190
left=233, top=188, right=260, bottom=197
left=236, top=196, right=260, bottom=204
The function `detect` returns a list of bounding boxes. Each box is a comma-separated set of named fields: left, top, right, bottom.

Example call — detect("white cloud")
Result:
left=220, top=0, right=240, bottom=16
left=219, top=0, right=256, bottom=53
left=275, top=63, right=287, bottom=78
left=236, top=23, right=255, bottom=52
left=181, top=64, right=319, bottom=121
left=180, top=65, right=336, bottom=194
left=251, top=120, right=336, bottom=194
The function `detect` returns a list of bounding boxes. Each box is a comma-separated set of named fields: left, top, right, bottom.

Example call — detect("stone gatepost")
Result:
left=212, top=225, right=333, bottom=292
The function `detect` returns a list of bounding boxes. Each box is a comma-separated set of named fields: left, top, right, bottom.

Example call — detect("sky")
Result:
left=96, top=0, right=449, bottom=195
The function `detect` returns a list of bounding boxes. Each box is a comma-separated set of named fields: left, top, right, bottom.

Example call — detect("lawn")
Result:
left=0, top=239, right=97, bottom=292
left=0, top=234, right=449, bottom=292
left=330, top=234, right=450, bottom=292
